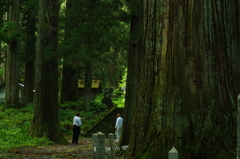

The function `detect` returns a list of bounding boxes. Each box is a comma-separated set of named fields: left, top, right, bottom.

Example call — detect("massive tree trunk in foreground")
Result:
left=125, top=1, right=239, bottom=159
left=29, top=0, right=67, bottom=144
left=5, top=0, right=20, bottom=107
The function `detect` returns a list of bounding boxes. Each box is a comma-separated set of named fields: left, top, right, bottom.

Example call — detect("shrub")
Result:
left=89, top=101, right=107, bottom=112
left=59, top=101, right=83, bottom=110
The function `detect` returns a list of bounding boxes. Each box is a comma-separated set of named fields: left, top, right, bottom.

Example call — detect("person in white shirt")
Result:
left=115, top=113, right=123, bottom=142
left=72, top=113, right=82, bottom=144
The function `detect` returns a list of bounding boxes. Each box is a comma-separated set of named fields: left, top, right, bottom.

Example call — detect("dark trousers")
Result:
left=72, top=125, right=80, bottom=144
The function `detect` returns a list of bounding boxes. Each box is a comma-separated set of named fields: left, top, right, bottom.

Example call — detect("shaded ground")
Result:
left=0, top=138, right=123, bottom=159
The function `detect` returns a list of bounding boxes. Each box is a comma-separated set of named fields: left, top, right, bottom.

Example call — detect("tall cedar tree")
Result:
left=82, top=0, right=97, bottom=110
left=60, top=0, right=79, bottom=104
left=125, top=0, right=239, bottom=158
left=23, top=0, right=37, bottom=105
left=29, top=0, right=67, bottom=144
left=5, top=0, right=20, bottom=107
left=60, top=0, right=128, bottom=107
left=81, top=0, right=128, bottom=109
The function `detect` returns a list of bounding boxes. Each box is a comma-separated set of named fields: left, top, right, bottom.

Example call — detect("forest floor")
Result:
left=0, top=137, right=124, bottom=159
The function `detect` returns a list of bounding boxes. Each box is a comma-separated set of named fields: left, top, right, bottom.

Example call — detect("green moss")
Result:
left=140, top=147, right=158, bottom=159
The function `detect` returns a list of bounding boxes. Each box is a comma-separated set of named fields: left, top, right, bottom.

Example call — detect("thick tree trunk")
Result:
left=83, top=61, right=92, bottom=110
left=29, top=0, right=67, bottom=144
left=23, top=5, right=36, bottom=105
left=125, top=0, right=239, bottom=159
left=5, top=0, right=20, bottom=107
left=60, top=0, right=79, bottom=104
left=121, top=0, right=143, bottom=146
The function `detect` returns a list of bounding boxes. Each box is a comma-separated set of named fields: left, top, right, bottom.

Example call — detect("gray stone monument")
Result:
left=96, top=132, right=106, bottom=159
left=168, top=147, right=178, bottom=159
left=108, top=133, right=115, bottom=159
left=237, top=94, right=240, bottom=159
left=92, top=133, right=97, bottom=159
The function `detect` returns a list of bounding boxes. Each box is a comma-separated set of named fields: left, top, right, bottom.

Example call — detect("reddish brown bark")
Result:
left=125, top=0, right=239, bottom=158
left=29, top=0, right=67, bottom=144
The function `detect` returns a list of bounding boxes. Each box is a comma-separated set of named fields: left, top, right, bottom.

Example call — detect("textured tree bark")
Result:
left=29, top=0, right=68, bottom=144
left=82, top=0, right=97, bottom=110
left=23, top=4, right=37, bottom=105
left=125, top=0, right=239, bottom=158
left=121, top=0, right=143, bottom=146
left=60, top=61, right=79, bottom=103
left=83, top=61, right=92, bottom=110
left=60, top=0, right=79, bottom=104
left=5, top=0, right=20, bottom=107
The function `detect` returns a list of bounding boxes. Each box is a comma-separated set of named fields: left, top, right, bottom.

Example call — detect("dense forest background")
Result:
left=1, top=0, right=240, bottom=159
left=0, top=0, right=129, bottom=151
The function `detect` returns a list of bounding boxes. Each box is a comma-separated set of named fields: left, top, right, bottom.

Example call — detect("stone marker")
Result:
left=168, top=147, right=178, bottom=159
left=108, top=133, right=115, bottom=159
left=96, top=132, right=105, bottom=159
left=92, top=133, right=97, bottom=159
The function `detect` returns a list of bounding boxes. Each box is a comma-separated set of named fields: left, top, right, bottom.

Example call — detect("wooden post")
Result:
left=108, top=133, right=115, bottom=159
left=168, top=147, right=178, bottom=159
left=92, top=133, right=97, bottom=159
left=96, top=132, right=105, bottom=159
left=237, top=95, right=240, bottom=159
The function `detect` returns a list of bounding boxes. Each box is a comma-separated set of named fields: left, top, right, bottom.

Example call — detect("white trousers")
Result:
left=115, top=126, right=122, bottom=142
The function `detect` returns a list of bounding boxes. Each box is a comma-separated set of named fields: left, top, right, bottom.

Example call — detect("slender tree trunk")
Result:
left=82, top=0, right=97, bottom=110
left=60, top=0, right=79, bottom=104
left=83, top=61, right=92, bottom=110
left=5, top=0, right=20, bottom=107
left=125, top=0, right=239, bottom=159
left=29, top=0, right=67, bottom=144
left=60, top=60, right=79, bottom=103
left=121, top=0, right=142, bottom=146
left=23, top=3, right=37, bottom=105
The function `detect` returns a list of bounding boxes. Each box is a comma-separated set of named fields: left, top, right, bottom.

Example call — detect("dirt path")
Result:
left=0, top=138, right=123, bottom=159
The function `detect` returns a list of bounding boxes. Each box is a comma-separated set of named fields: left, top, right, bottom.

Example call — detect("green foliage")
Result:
left=58, top=0, right=130, bottom=88
left=0, top=104, right=54, bottom=152
left=59, top=101, right=83, bottom=110
left=88, top=94, right=108, bottom=112
left=0, top=21, right=22, bottom=44
left=112, top=95, right=125, bottom=108
left=119, top=68, right=127, bottom=89
left=111, top=69, right=127, bottom=108
left=89, top=100, right=107, bottom=112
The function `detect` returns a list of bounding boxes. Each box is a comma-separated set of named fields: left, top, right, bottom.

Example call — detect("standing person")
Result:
left=72, top=113, right=82, bottom=144
left=115, top=113, right=123, bottom=142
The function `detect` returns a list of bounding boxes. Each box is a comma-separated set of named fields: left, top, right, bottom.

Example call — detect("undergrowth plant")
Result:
left=0, top=104, right=54, bottom=152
